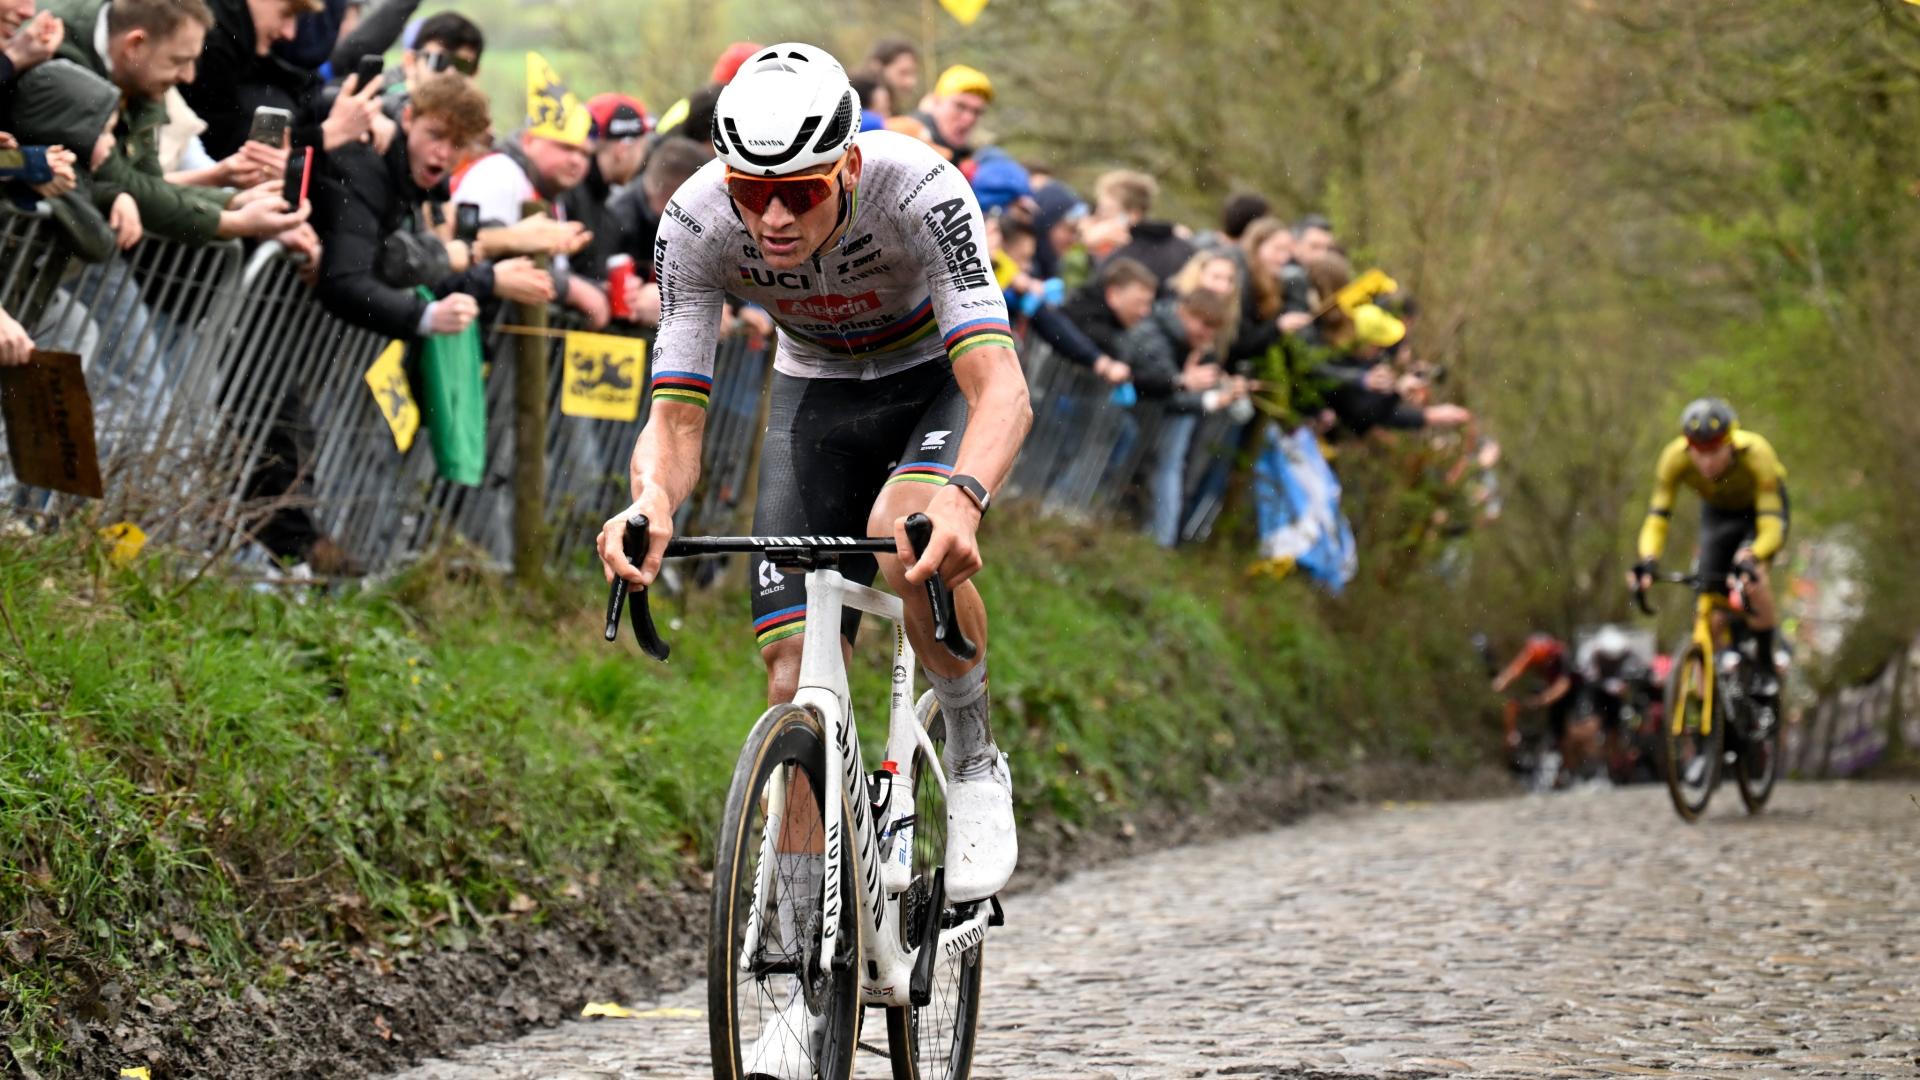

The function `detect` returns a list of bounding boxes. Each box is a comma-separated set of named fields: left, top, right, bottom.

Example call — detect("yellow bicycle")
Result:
left=1635, top=571, right=1782, bottom=822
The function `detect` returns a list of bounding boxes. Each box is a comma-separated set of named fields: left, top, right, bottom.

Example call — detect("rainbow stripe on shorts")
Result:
left=753, top=604, right=807, bottom=647
left=650, top=369, right=713, bottom=409
left=884, top=461, right=954, bottom=489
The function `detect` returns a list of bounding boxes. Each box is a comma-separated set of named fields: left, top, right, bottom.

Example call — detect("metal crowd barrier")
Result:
left=0, top=207, right=249, bottom=532
left=3, top=202, right=1246, bottom=574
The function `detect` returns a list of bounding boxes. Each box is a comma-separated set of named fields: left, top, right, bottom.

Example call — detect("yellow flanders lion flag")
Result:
left=526, top=52, right=592, bottom=147
left=364, top=340, right=420, bottom=451
left=562, top=331, right=647, bottom=421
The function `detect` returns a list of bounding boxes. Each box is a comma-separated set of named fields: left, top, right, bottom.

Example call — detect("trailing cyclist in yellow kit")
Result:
left=1630, top=398, right=1789, bottom=702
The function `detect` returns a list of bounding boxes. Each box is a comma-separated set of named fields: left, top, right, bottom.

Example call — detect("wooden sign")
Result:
left=0, top=349, right=102, bottom=498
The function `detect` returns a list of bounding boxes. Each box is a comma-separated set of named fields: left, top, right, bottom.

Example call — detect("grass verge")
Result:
left=0, top=514, right=1489, bottom=1075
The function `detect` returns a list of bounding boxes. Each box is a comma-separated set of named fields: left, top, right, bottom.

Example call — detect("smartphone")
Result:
left=0, top=146, right=48, bottom=183
left=454, top=202, right=480, bottom=243
left=355, top=55, right=385, bottom=92
left=248, top=106, right=292, bottom=147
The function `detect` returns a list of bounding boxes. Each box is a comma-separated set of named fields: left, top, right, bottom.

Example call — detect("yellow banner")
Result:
left=364, top=340, right=419, bottom=452
left=940, top=0, right=990, bottom=26
left=561, top=330, right=647, bottom=422
left=526, top=51, right=592, bottom=147
left=1334, top=267, right=1400, bottom=313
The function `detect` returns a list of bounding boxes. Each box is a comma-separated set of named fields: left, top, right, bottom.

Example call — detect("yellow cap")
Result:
left=934, top=63, right=994, bottom=104
left=1352, top=303, right=1406, bottom=348
left=525, top=52, right=593, bottom=148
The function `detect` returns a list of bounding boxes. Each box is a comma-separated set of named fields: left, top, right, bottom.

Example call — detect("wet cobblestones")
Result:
left=386, top=782, right=1919, bottom=1078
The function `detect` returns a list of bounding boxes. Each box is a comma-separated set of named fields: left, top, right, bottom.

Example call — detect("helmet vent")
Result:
left=810, top=91, right=856, bottom=154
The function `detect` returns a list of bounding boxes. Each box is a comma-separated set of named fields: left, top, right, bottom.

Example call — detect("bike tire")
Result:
left=710, top=703, right=862, bottom=1080
left=1660, top=643, right=1723, bottom=823
left=886, top=695, right=985, bottom=1080
left=1734, top=703, right=1782, bottom=814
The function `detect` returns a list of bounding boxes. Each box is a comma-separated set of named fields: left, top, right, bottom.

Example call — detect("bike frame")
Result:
left=737, top=565, right=996, bottom=1008
left=1671, top=590, right=1752, bottom=738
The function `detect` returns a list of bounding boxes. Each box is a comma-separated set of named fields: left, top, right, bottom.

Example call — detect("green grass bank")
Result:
left=0, top=518, right=1491, bottom=1074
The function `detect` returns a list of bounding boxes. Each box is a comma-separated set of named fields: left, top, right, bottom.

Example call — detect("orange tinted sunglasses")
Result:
left=724, top=154, right=850, bottom=216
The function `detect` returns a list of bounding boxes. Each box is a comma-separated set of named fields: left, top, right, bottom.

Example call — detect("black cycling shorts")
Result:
left=1696, top=483, right=1790, bottom=595
left=749, top=361, right=969, bottom=649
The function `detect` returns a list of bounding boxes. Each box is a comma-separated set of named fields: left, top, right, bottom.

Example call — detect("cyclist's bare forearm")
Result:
left=949, top=344, right=1032, bottom=492
left=599, top=402, right=706, bottom=586
left=629, top=401, right=707, bottom=510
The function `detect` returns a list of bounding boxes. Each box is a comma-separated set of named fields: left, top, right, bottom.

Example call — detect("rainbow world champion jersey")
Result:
left=645, top=130, right=1016, bottom=409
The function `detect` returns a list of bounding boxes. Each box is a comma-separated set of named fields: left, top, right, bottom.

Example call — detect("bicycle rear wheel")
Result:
left=1735, top=699, right=1782, bottom=814
left=886, top=695, right=984, bottom=1080
left=1660, top=643, right=1723, bottom=823
left=710, top=704, right=861, bottom=1080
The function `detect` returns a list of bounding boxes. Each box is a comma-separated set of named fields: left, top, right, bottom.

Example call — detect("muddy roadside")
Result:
left=53, top=760, right=1511, bottom=1079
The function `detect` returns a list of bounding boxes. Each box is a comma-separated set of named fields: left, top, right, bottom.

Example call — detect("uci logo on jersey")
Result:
left=738, top=266, right=813, bottom=289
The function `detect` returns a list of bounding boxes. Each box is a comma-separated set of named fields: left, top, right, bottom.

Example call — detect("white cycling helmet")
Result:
left=711, top=43, right=859, bottom=177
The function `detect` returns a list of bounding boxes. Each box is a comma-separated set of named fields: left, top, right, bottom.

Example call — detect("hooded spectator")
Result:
left=11, top=56, right=124, bottom=258
left=906, top=62, right=990, bottom=165
left=1030, top=179, right=1085, bottom=281
left=48, top=0, right=310, bottom=244
left=1096, top=168, right=1195, bottom=290
left=863, top=35, right=917, bottom=114
left=453, top=52, right=607, bottom=326
left=968, top=145, right=1029, bottom=214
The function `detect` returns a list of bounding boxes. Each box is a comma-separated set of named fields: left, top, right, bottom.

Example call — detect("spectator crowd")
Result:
left=0, top=6, right=1499, bottom=589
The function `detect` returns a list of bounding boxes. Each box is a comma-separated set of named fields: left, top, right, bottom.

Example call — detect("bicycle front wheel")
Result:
left=1735, top=699, right=1782, bottom=814
left=1660, top=643, right=1723, bottom=823
left=886, top=695, right=984, bottom=1080
left=709, top=704, right=862, bottom=1080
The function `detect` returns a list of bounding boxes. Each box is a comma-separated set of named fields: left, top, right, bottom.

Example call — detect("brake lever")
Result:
left=903, top=512, right=977, bottom=662
left=604, top=516, right=671, bottom=662
left=1633, top=586, right=1654, bottom=617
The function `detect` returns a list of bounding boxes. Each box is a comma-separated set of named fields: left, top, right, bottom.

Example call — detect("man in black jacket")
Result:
left=1062, top=255, right=1155, bottom=362
left=313, top=73, right=550, bottom=338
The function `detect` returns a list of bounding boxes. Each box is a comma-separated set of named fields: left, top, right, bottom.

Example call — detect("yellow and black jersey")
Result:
left=1636, top=429, right=1787, bottom=561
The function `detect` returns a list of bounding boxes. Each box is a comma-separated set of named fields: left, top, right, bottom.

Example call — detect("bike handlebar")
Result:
left=604, top=513, right=976, bottom=663
left=1632, top=569, right=1715, bottom=617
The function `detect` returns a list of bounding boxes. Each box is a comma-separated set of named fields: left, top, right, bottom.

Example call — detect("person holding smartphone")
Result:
left=311, top=73, right=551, bottom=339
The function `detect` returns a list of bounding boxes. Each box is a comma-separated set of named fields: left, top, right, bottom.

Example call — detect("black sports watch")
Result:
left=947, top=473, right=991, bottom=517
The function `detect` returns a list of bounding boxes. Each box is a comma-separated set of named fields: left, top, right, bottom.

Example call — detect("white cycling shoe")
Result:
left=743, top=986, right=822, bottom=1080
left=944, top=750, right=1017, bottom=903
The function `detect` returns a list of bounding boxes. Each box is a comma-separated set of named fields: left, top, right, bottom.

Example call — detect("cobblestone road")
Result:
left=387, top=782, right=1919, bottom=1078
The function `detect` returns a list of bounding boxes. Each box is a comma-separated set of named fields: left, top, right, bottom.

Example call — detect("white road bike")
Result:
left=608, top=513, right=1001, bottom=1080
